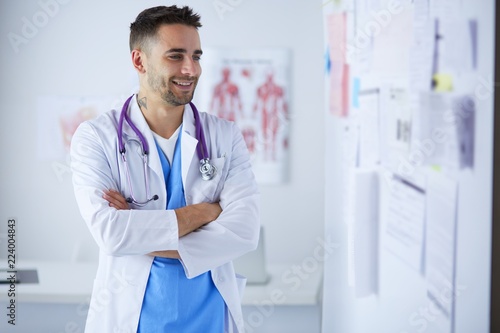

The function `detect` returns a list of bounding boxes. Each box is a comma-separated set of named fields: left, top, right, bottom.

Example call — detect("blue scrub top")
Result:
left=137, top=133, right=225, bottom=333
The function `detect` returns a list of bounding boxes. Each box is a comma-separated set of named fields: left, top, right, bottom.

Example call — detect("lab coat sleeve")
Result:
left=178, top=122, right=260, bottom=278
left=70, top=121, right=179, bottom=256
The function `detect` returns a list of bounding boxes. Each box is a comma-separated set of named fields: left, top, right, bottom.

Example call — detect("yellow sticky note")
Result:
left=430, top=165, right=442, bottom=172
left=432, top=73, right=453, bottom=92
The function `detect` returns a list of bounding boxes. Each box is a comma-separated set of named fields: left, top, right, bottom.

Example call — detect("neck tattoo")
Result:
left=138, top=97, right=148, bottom=110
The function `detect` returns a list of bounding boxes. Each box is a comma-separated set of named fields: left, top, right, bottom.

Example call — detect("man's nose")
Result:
left=181, top=57, right=198, bottom=76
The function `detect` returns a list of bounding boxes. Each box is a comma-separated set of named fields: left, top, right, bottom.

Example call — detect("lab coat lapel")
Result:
left=124, top=95, right=164, bottom=192
left=181, top=103, right=198, bottom=194
left=121, top=96, right=198, bottom=203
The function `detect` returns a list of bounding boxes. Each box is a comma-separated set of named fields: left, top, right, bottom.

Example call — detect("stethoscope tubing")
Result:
left=121, top=141, right=155, bottom=206
left=118, top=95, right=150, bottom=155
left=118, top=95, right=209, bottom=160
left=116, top=95, right=216, bottom=205
left=191, top=101, right=209, bottom=161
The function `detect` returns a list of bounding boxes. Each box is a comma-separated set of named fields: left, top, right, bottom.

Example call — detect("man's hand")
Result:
left=102, top=189, right=181, bottom=258
left=103, top=189, right=129, bottom=210
left=102, top=189, right=222, bottom=258
left=174, top=202, right=222, bottom=237
left=103, top=189, right=222, bottom=236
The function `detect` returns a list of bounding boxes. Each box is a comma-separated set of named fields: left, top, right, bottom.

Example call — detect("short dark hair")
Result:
left=129, top=5, right=202, bottom=53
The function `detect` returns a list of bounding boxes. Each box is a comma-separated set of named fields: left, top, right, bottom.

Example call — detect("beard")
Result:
left=147, top=65, right=198, bottom=106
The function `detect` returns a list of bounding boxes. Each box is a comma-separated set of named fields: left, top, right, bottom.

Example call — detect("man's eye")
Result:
left=193, top=56, right=201, bottom=61
left=169, top=54, right=182, bottom=60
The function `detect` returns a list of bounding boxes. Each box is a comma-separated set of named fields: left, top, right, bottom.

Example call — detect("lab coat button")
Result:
left=218, top=277, right=224, bottom=283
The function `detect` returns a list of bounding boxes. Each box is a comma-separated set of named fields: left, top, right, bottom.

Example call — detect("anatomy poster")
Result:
left=196, top=48, right=291, bottom=184
left=36, top=96, right=117, bottom=161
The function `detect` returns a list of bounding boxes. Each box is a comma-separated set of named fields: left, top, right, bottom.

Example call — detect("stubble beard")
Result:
left=147, top=66, right=197, bottom=106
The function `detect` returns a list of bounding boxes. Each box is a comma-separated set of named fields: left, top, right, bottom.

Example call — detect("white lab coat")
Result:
left=70, top=95, right=260, bottom=333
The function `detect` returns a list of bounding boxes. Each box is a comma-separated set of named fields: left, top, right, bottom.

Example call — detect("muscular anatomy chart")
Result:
left=210, top=68, right=243, bottom=122
left=253, top=72, right=288, bottom=162
left=197, top=48, right=291, bottom=184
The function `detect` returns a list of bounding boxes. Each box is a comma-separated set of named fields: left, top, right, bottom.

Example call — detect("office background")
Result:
left=0, top=0, right=325, bottom=267
left=0, top=0, right=498, bottom=332
left=0, top=1, right=325, bottom=332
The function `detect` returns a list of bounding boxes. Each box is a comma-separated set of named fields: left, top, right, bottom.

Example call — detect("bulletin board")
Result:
left=321, top=0, right=496, bottom=332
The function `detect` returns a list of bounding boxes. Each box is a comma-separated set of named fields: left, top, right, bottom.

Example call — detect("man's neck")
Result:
left=137, top=92, right=184, bottom=139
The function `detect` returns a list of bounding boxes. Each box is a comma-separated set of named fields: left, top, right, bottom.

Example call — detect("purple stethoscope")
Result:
left=117, top=95, right=217, bottom=206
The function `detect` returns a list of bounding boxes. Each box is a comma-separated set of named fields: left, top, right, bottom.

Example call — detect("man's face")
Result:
left=144, top=24, right=202, bottom=106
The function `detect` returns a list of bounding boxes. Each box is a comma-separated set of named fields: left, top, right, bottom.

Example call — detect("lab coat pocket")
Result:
left=235, top=273, right=247, bottom=301
left=195, top=156, right=227, bottom=202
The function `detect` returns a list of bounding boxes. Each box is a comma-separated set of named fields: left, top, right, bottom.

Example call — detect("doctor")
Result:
left=70, top=5, right=259, bottom=333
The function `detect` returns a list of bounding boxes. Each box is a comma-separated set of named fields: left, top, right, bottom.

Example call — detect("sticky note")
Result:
left=352, top=77, right=360, bottom=108
left=432, top=73, right=453, bottom=92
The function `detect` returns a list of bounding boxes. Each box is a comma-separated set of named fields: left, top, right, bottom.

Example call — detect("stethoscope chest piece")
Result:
left=200, top=158, right=217, bottom=181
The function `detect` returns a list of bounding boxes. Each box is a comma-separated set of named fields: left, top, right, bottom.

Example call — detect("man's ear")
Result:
left=131, top=49, right=147, bottom=74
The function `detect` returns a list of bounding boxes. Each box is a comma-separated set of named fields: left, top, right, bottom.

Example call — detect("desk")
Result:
left=0, top=261, right=322, bottom=332
left=0, top=261, right=96, bottom=304
left=0, top=261, right=322, bottom=305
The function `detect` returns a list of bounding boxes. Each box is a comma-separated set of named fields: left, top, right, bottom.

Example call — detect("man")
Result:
left=70, top=6, right=259, bottom=333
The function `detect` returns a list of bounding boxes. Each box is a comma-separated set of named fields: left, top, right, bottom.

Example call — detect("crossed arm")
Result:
left=103, top=189, right=221, bottom=258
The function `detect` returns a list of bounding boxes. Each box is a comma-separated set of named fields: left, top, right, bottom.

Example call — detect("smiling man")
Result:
left=70, top=6, right=260, bottom=333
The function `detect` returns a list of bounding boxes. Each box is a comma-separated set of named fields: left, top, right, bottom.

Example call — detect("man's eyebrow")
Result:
left=165, top=48, right=203, bottom=55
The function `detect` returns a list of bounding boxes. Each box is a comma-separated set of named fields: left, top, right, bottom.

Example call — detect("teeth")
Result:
left=174, top=81, right=192, bottom=86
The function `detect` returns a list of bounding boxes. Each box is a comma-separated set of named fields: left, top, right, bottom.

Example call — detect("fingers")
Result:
left=175, top=202, right=223, bottom=237
left=103, top=189, right=129, bottom=210
left=209, top=202, right=222, bottom=219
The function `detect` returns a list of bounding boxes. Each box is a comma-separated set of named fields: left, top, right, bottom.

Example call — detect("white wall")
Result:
left=0, top=0, right=325, bottom=268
